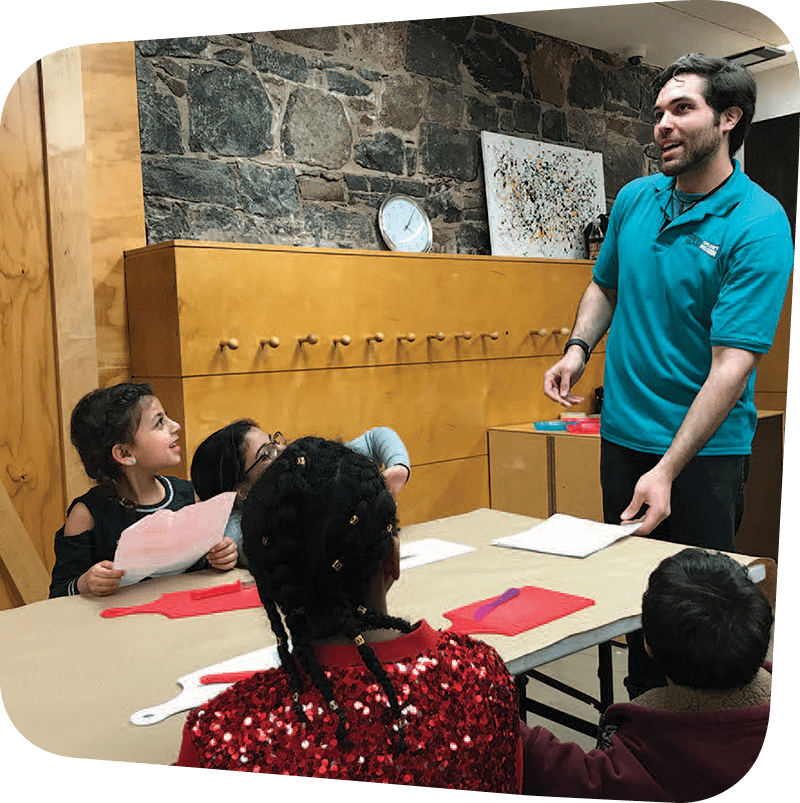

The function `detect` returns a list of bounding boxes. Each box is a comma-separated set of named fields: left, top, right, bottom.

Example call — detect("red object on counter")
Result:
left=100, top=581, right=261, bottom=619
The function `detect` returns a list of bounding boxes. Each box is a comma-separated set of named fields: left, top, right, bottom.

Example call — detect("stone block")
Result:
left=354, top=132, right=405, bottom=175
left=239, top=163, right=301, bottom=216
left=252, top=44, right=309, bottom=83
left=425, top=82, right=465, bottom=125
left=542, top=108, right=568, bottom=143
left=327, top=70, right=373, bottom=97
left=420, top=123, right=479, bottom=181
left=380, top=76, right=424, bottom=131
left=188, top=64, right=273, bottom=156
left=142, top=155, right=238, bottom=205
left=461, top=33, right=523, bottom=94
left=298, top=176, right=346, bottom=202
left=273, top=27, right=340, bottom=52
left=281, top=87, right=352, bottom=169
left=568, top=58, right=605, bottom=109
left=406, top=23, right=462, bottom=84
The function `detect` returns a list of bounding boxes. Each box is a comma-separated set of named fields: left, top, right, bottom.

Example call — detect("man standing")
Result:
left=543, top=53, right=792, bottom=697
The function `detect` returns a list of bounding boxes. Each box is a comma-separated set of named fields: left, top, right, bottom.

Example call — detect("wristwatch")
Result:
left=564, top=337, right=591, bottom=363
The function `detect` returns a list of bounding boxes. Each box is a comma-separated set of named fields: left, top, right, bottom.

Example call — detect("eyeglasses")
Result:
left=244, top=431, right=288, bottom=476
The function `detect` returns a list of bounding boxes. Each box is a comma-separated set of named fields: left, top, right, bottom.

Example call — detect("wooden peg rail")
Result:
left=298, top=334, right=319, bottom=345
left=333, top=335, right=351, bottom=346
left=219, top=338, right=239, bottom=350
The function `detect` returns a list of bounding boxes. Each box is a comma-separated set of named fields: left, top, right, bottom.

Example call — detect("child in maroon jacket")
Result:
left=521, top=547, right=772, bottom=801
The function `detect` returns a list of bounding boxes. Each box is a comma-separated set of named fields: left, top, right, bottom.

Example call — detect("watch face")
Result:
left=379, top=195, right=432, bottom=252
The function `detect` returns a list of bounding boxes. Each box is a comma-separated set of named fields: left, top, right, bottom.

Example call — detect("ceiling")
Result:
left=488, top=1, right=796, bottom=72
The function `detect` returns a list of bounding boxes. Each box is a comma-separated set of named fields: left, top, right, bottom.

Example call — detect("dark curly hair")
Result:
left=655, top=53, right=756, bottom=156
left=70, top=382, right=154, bottom=498
left=190, top=419, right=258, bottom=501
left=241, top=436, right=413, bottom=749
left=642, top=547, right=773, bottom=689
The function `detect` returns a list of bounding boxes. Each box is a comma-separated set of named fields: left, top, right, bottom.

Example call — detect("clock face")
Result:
left=378, top=195, right=432, bottom=253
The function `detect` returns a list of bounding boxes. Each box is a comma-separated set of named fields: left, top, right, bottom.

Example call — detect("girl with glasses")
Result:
left=190, top=421, right=410, bottom=567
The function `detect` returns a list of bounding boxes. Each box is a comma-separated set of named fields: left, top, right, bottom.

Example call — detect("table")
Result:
left=0, top=508, right=766, bottom=766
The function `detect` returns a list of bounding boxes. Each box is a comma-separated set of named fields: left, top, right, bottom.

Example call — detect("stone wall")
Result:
left=135, top=15, right=660, bottom=254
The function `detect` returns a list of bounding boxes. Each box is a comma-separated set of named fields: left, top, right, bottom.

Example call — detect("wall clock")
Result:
left=378, top=195, right=433, bottom=253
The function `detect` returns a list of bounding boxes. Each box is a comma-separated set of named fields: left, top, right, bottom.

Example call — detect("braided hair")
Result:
left=190, top=418, right=258, bottom=501
left=241, top=436, right=413, bottom=750
left=70, top=382, right=154, bottom=506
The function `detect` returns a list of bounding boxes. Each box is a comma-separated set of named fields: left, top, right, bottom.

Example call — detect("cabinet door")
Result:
left=488, top=430, right=550, bottom=518
left=553, top=435, right=603, bottom=519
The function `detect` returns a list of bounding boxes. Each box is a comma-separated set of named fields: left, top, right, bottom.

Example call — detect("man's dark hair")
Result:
left=655, top=53, right=756, bottom=156
left=642, top=547, right=772, bottom=689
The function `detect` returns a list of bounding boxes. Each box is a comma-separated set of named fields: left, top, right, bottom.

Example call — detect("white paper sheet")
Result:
left=114, top=492, right=236, bottom=586
left=399, top=538, right=475, bottom=570
left=492, top=513, right=642, bottom=558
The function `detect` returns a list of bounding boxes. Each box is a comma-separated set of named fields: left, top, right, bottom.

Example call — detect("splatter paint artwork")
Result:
left=481, top=132, right=606, bottom=258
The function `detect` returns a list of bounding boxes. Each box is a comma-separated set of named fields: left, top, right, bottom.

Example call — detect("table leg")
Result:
left=597, top=640, right=614, bottom=712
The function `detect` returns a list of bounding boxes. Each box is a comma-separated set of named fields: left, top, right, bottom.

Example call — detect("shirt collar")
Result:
left=312, top=619, right=439, bottom=668
left=654, top=159, right=743, bottom=225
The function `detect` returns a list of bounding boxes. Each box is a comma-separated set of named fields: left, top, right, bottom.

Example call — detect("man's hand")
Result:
left=207, top=537, right=238, bottom=571
left=543, top=350, right=586, bottom=407
left=620, top=466, right=673, bottom=536
left=382, top=465, right=410, bottom=496
left=77, top=561, right=125, bottom=596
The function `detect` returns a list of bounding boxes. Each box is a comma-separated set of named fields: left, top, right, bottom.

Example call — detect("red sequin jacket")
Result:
left=178, top=620, right=522, bottom=792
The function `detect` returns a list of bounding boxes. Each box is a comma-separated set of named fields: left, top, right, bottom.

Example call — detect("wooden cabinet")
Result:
left=488, top=410, right=784, bottom=561
left=124, top=241, right=605, bottom=526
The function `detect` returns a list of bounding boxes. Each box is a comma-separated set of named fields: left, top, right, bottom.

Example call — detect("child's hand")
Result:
left=382, top=465, right=410, bottom=496
left=77, top=561, right=125, bottom=596
left=207, top=537, right=237, bottom=571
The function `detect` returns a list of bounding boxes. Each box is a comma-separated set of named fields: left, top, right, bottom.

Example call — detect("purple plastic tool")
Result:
left=472, top=587, right=521, bottom=621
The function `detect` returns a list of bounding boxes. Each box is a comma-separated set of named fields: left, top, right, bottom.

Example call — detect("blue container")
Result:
left=533, top=420, right=568, bottom=431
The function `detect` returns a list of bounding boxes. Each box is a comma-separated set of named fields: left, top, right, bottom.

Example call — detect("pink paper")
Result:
left=114, top=492, right=236, bottom=586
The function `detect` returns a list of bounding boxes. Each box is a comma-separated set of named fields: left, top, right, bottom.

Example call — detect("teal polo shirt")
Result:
left=594, top=160, right=793, bottom=456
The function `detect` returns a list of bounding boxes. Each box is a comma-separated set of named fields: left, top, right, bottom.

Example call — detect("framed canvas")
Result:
left=481, top=132, right=606, bottom=258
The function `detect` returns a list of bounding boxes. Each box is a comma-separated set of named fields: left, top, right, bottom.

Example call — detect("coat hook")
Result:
left=219, top=338, right=239, bottom=350
left=333, top=335, right=351, bottom=346
left=530, top=328, right=548, bottom=337
left=260, top=337, right=280, bottom=349
left=427, top=332, right=446, bottom=342
left=366, top=332, right=384, bottom=343
left=481, top=331, right=499, bottom=340
left=397, top=333, right=416, bottom=343
left=298, top=334, right=319, bottom=345
left=455, top=331, right=473, bottom=340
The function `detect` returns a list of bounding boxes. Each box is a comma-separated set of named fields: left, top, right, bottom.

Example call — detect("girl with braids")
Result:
left=49, top=383, right=238, bottom=598
left=177, top=437, right=522, bottom=791
left=190, top=420, right=410, bottom=567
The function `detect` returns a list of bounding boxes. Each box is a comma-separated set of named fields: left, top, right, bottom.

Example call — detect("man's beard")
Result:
left=660, top=125, right=724, bottom=177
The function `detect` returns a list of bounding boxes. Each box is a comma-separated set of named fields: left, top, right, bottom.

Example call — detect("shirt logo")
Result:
left=686, top=233, right=719, bottom=258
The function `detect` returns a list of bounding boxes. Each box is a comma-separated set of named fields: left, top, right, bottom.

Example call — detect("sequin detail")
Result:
left=184, top=629, right=519, bottom=791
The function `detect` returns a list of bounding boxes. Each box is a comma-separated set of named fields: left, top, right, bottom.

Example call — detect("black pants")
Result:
left=599, top=439, right=750, bottom=698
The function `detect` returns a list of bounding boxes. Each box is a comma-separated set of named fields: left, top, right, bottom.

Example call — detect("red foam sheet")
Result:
left=443, top=585, right=595, bottom=636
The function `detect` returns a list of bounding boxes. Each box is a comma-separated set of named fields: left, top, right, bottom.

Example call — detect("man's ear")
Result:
left=720, top=106, right=743, bottom=133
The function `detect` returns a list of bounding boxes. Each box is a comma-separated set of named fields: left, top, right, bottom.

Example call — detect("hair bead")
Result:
left=349, top=514, right=359, bottom=525
left=297, top=456, right=306, bottom=466
left=353, top=634, right=365, bottom=646
left=328, top=700, right=339, bottom=711
left=331, top=559, right=343, bottom=571
left=357, top=606, right=367, bottom=615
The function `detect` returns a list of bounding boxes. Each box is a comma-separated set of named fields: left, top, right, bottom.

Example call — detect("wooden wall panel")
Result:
left=81, top=41, right=147, bottom=388
left=126, top=242, right=601, bottom=378
left=0, top=64, right=64, bottom=608
left=40, top=47, right=98, bottom=504
left=395, top=456, right=489, bottom=526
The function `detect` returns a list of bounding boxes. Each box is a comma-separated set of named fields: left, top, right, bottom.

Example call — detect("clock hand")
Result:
left=404, top=212, right=414, bottom=230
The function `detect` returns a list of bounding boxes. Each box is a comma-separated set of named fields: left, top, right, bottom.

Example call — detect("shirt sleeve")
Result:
left=49, top=525, right=93, bottom=598
left=710, top=225, right=794, bottom=353
left=345, top=428, right=410, bottom=471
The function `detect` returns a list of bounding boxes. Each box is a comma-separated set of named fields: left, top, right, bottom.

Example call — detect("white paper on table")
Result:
left=114, top=491, right=237, bottom=587
left=492, top=513, right=642, bottom=558
left=399, top=538, right=475, bottom=570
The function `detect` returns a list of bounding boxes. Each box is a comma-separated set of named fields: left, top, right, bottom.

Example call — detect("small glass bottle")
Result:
left=583, top=215, right=605, bottom=260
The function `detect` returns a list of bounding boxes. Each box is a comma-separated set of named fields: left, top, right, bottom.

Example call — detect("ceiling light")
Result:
left=725, top=46, right=786, bottom=67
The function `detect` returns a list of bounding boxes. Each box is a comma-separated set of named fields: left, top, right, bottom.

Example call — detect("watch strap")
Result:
left=564, top=337, right=591, bottom=362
